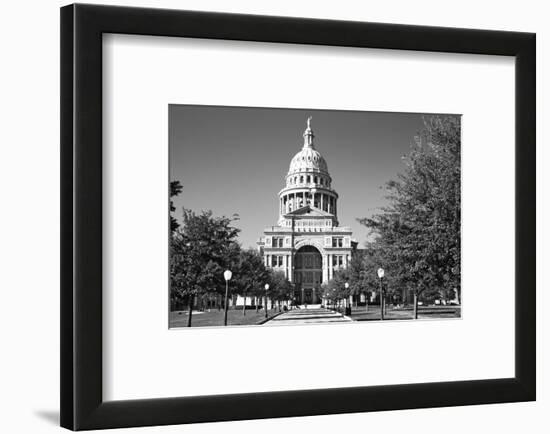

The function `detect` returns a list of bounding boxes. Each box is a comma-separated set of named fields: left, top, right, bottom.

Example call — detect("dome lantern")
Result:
left=287, top=117, right=329, bottom=176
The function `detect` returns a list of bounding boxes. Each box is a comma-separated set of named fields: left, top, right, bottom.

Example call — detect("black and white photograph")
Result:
left=169, top=105, right=461, bottom=328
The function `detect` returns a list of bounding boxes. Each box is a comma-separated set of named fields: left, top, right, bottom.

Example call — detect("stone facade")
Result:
left=258, top=118, right=353, bottom=305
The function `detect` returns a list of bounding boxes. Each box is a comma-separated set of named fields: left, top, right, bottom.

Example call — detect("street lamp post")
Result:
left=344, top=282, right=350, bottom=316
left=377, top=268, right=385, bottom=321
left=223, top=270, right=232, bottom=326
left=264, top=283, right=269, bottom=319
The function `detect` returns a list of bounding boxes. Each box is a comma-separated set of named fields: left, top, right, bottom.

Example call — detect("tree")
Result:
left=268, top=271, right=293, bottom=311
left=170, top=180, right=183, bottom=233
left=358, top=245, right=386, bottom=304
left=320, top=269, right=352, bottom=310
left=359, top=116, right=461, bottom=319
left=346, top=249, right=371, bottom=306
left=170, top=209, right=240, bottom=326
left=232, top=249, right=270, bottom=315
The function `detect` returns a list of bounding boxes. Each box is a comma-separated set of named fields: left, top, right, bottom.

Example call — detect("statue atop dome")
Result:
left=303, top=116, right=315, bottom=148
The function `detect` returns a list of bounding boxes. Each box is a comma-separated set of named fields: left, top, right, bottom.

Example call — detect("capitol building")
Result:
left=257, top=118, right=355, bottom=305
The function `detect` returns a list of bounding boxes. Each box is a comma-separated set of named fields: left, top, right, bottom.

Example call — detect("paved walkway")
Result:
left=265, top=307, right=352, bottom=326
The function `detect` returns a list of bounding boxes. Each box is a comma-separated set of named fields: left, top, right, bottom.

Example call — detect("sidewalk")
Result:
left=264, top=307, right=352, bottom=326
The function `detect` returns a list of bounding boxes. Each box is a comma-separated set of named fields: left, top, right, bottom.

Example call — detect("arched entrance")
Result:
left=293, top=245, right=323, bottom=305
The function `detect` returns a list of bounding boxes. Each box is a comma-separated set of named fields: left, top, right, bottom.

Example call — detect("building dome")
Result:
left=288, top=146, right=328, bottom=175
left=285, top=116, right=328, bottom=177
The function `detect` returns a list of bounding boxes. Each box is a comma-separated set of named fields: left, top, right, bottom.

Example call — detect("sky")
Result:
left=169, top=105, right=456, bottom=249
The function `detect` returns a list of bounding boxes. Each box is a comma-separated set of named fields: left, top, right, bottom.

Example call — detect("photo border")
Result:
left=60, top=4, right=535, bottom=430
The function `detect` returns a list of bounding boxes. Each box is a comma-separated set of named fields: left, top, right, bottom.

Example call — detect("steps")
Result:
left=264, top=307, right=352, bottom=325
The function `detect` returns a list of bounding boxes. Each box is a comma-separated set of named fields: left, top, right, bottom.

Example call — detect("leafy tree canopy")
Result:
left=232, top=249, right=270, bottom=297
left=170, top=180, right=183, bottom=233
left=170, top=209, right=240, bottom=305
left=267, top=270, right=294, bottom=301
left=358, top=115, right=461, bottom=303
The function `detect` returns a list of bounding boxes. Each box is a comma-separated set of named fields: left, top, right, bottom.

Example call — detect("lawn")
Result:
left=169, top=307, right=282, bottom=328
left=341, top=305, right=461, bottom=321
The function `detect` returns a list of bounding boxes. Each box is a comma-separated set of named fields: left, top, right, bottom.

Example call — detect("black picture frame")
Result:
left=60, top=3, right=536, bottom=431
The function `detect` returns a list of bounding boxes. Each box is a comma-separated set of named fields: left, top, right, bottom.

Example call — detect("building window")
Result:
left=315, top=176, right=318, bottom=184
left=314, top=255, right=321, bottom=268
left=332, top=237, right=343, bottom=248
left=270, top=255, right=284, bottom=267
left=273, top=237, right=284, bottom=248
left=300, top=176, right=304, bottom=183
left=307, top=175, right=311, bottom=183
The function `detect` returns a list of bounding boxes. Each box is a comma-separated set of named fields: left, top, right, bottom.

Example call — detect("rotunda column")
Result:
left=322, top=255, right=328, bottom=284
left=288, top=254, right=293, bottom=282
